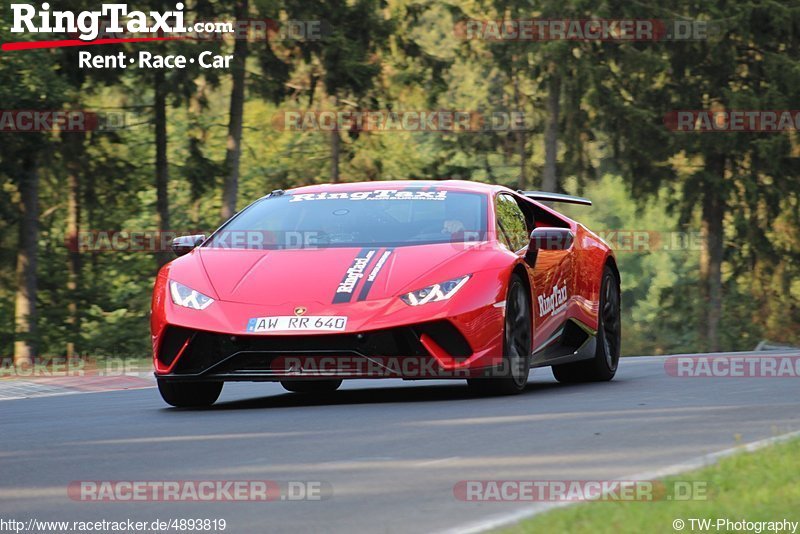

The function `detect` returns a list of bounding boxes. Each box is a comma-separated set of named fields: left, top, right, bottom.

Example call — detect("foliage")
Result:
left=1, top=0, right=799, bottom=358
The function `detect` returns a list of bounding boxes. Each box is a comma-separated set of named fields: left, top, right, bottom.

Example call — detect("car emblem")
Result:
left=294, top=307, right=307, bottom=316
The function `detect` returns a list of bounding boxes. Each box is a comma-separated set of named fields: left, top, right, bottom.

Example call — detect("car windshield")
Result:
left=205, top=188, right=488, bottom=249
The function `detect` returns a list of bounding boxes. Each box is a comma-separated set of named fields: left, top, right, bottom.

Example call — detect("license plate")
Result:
left=246, top=316, right=347, bottom=333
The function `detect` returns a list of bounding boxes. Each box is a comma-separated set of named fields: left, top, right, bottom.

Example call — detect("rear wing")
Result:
left=517, top=190, right=592, bottom=206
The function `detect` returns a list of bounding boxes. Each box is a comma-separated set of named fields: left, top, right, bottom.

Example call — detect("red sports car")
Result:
left=151, top=180, right=620, bottom=407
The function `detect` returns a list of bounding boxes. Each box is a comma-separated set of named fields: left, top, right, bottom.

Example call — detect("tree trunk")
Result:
left=14, top=155, right=39, bottom=366
left=513, top=70, right=526, bottom=190
left=221, top=0, right=249, bottom=222
left=83, top=147, right=98, bottom=289
left=330, top=96, right=340, bottom=182
left=154, top=68, right=170, bottom=267
left=330, top=128, right=341, bottom=183
left=701, top=154, right=725, bottom=352
left=188, top=79, right=209, bottom=227
left=542, top=73, right=560, bottom=192
left=63, top=133, right=84, bottom=358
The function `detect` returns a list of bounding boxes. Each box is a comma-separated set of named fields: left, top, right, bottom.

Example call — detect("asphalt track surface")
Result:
left=1, top=353, right=799, bottom=533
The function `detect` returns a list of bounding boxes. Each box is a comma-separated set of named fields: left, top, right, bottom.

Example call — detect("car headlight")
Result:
left=400, top=275, right=471, bottom=306
left=169, top=281, right=214, bottom=310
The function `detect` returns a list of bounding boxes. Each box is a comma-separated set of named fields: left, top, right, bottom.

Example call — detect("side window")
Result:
left=495, top=194, right=529, bottom=252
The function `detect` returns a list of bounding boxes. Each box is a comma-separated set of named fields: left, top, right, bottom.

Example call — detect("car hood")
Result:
left=197, top=243, right=478, bottom=306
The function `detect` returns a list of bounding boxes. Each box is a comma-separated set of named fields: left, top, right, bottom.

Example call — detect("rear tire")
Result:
left=468, top=273, right=532, bottom=395
left=552, top=265, right=620, bottom=383
left=281, top=379, right=343, bottom=394
left=157, top=379, right=223, bottom=407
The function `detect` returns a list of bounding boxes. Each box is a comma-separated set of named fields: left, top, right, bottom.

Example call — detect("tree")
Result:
left=13, top=156, right=39, bottom=365
left=284, top=0, right=392, bottom=181
left=221, top=0, right=250, bottom=221
left=591, top=0, right=800, bottom=350
left=0, top=14, right=69, bottom=362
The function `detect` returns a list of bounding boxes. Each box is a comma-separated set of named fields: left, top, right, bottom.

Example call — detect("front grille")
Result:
left=170, top=326, right=429, bottom=375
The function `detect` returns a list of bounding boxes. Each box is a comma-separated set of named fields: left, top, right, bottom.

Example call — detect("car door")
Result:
left=494, top=193, right=538, bottom=350
left=499, top=193, right=575, bottom=354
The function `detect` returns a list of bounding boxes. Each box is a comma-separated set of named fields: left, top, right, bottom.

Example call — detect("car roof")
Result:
left=284, top=180, right=510, bottom=196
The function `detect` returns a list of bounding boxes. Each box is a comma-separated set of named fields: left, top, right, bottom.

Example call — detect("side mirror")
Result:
left=529, top=227, right=574, bottom=251
left=172, top=234, right=206, bottom=257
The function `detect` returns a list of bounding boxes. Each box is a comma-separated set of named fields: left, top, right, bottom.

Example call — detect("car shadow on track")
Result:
left=165, top=378, right=575, bottom=412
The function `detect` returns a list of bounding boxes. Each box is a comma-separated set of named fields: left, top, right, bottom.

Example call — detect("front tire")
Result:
left=157, top=379, right=223, bottom=407
left=552, top=265, right=621, bottom=383
left=468, top=273, right=532, bottom=395
left=281, top=379, right=342, bottom=394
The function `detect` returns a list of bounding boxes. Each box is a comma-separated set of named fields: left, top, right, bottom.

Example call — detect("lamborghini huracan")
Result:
left=151, top=180, right=620, bottom=407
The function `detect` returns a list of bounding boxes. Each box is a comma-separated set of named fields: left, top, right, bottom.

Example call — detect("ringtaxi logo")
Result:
left=11, top=2, right=198, bottom=42
left=6, top=2, right=238, bottom=67
left=537, top=284, right=567, bottom=318
left=289, top=190, right=449, bottom=202
left=78, top=50, right=233, bottom=70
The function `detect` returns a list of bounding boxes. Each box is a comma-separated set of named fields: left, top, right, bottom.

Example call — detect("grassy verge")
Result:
left=504, top=437, right=800, bottom=533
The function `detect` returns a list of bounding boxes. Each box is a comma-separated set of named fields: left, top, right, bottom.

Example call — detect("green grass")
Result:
left=503, top=437, right=800, bottom=534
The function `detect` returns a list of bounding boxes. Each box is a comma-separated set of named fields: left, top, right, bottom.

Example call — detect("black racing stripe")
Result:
left=357, top=248, right=394, bottom=302
left=332, top=248, right=378, bottom=304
